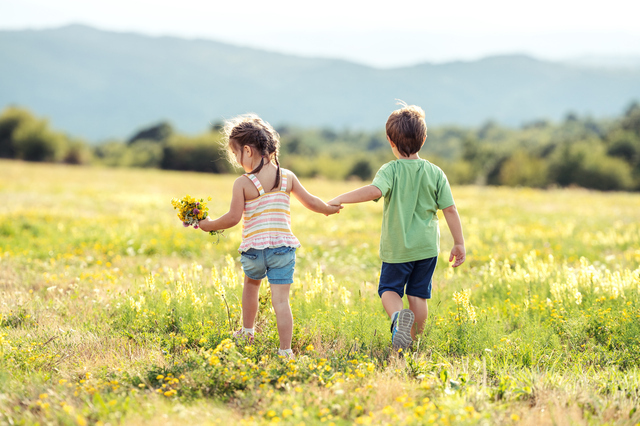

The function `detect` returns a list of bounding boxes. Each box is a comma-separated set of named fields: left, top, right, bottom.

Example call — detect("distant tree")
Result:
left=606, top=130, right=640, bottom=164
left=284, top=137, right=302, bottom=155
left=94, top=141, right=128, bottom=167
left=564, top=112, right=579, bottom=123
left=210, top=120, right=224, bottom=133
left=63, top=138, right=92, bottom=165
left=522, top=119, right=551, bottom=130
left=320, top=128, right=338, bottom=141
left=461, top=137, right=507, bottom=185
left=498, top=150, right=549, bottom=188
left=347, top=159, right=373, bottom=181
left=0, top=106, right=91, bottom=164
left=0, top=107, right=69, bottom=162
left=477, top=120, right=499, bottom=139
left=367, top=135, right=386, bottom=151
left=549, top=141, right=633, bottom=190
left=583, top=117, right=605, bottom=138
left=127, top=121, right=173, bottom=145
left=281, top=135, right=317, bottom=156
left=11, top=118, right=67, bottom=162
left=0, top=107, right=34, bottom=158
left=161, top=134, right=231, bottom=173
left=624, top=101, right=640, bottom=117
left=621, top=101, right=640, bottom=136
left=275, top=126, right=291, bottom=136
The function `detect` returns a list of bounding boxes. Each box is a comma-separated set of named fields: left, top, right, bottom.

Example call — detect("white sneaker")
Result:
left=278, top=348, right=295, bottom=360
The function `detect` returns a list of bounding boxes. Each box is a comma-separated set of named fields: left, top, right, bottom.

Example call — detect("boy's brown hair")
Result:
left=385, top=102, right=427, bottom=157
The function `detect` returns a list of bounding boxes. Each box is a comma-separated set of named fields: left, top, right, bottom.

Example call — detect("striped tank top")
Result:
left=238, top=169, right=301, bottom=252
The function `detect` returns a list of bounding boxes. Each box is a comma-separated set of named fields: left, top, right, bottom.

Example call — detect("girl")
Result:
left=198, top=114, right=341, bottom=359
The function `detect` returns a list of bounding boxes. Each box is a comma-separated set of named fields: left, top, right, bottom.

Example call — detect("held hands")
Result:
left=449, top=244, right=466, bottom=268
left=323, top=198, right=343, bottom=216
left=324, top=202, right=343, bottom=216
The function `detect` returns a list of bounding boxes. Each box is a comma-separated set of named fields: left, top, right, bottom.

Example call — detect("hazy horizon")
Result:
left=3, top=0, right=640, bottom=68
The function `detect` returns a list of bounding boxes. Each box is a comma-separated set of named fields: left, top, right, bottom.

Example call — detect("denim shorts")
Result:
left=378, top=256, right=438, bottom=299
left=239, top=246, right=297, bottom=284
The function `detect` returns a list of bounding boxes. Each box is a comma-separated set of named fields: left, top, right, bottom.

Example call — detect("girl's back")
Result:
left=239, top=168, right=300, bottom=252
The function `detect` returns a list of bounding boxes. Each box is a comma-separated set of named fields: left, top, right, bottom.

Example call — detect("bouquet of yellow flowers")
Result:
left=171, top=195, right=223, bottom=238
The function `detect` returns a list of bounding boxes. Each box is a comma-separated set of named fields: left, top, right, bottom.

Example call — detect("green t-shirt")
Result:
left=370, top=158, right=455, bottom=263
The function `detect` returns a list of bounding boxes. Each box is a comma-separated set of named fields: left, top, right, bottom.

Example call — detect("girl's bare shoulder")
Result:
left=282, top=168, right=297, bottom=192
left=234, top=174, right=253, bottom=187
left=234, top=174, right=260, bottom=199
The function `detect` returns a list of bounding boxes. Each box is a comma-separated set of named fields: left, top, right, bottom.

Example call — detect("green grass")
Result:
left=0, top=159, right=639, bottom=425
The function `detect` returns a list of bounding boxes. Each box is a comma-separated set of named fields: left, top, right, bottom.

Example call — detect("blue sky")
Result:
left=3, top=0, right=640, bottom=67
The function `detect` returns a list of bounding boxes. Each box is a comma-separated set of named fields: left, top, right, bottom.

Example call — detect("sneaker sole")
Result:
left=392, top=309, right=414, bottom=351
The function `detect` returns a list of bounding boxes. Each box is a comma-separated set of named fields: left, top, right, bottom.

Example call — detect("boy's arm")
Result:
left=442, top=204, right=466, bottom=267
left=199, top=177, right=245, bottom=232
left=290, top=172, right=342, bottom=216
left=328, top=185, right=382, bottom=206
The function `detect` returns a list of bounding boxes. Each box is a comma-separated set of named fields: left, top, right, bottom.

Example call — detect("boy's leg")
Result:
left=242, top=275, right=262, bottom=329
left=407, top=295, right=428, bottom=338
left=379, top=263, right=415, bottom=351
left=270, top=284, right=293, bottom=350
left=405, top=257, right=437, bottom=338
left=381, top=290, right=414, bottom=351
left=381, top=290, right=404, bottom=319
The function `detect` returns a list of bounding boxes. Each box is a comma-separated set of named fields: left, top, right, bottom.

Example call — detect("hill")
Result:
left=1, top=25, right=640, bottom=141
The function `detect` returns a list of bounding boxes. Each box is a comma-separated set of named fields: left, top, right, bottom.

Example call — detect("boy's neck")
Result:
left=396, top=153, right=421, bottom=160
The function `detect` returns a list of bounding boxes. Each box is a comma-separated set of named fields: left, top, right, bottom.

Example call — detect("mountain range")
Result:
left=1, top=25, right=640, bottom=142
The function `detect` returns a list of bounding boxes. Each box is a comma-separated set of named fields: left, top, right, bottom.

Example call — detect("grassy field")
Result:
left=1, top=159, right=639, bottom=426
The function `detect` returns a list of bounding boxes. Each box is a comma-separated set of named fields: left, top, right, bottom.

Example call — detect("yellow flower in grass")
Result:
left=453, top=289, right=477, bottom=323
left=382, top=405, right=395, bottom=415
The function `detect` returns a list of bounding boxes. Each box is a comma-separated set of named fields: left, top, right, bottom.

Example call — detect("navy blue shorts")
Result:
left=378, top=256, right=437, bottom=299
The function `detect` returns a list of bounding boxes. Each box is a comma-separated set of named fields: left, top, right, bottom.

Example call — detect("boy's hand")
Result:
left=324, top=204, right=343, bottom=216
left=328, top=198, right=341, bottom=206
left=449, top=244, right=466, bottom=267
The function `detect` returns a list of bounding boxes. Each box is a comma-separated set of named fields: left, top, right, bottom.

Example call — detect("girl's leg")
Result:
left=242, top=275, right=262, bottom=329
left=270, top=284, right=293, bottom=350
left=407, top=295, right=428, bottom=338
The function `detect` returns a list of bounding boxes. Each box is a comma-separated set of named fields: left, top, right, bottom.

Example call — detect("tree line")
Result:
left=1, top=103, right=639, bottom=191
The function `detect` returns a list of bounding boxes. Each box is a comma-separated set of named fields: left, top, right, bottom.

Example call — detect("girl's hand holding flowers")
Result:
left=171, top=195, right=224, bottom=240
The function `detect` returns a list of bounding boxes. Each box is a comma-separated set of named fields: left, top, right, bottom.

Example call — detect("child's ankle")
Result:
left=278, top=348, right=294, bottom=358
left=242, top=327, right=255, bottom=335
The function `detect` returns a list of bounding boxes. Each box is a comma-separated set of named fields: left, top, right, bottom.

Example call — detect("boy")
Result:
left=328, top=102, right=465, bottom=351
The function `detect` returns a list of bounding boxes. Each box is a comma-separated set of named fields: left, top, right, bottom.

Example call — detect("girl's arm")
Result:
left=199, top=177, right=245, bottom=232
left=442, top=204, right=466, bottom=268
left=290, top=173, right=341, bottom=216
left=328, top=185, right=382, bottom=206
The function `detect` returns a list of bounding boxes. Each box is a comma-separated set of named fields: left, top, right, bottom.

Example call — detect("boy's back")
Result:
left=371, top=158, right=454, bottom=263
left=328, top=101, right=465, bottom=351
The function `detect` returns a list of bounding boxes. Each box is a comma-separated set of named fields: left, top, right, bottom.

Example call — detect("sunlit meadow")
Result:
left=1, top=159, right=639, bottom=425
